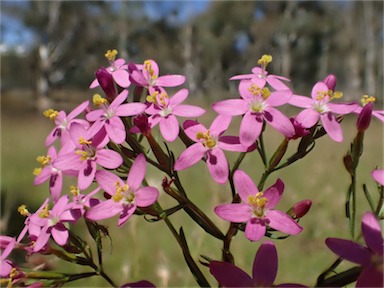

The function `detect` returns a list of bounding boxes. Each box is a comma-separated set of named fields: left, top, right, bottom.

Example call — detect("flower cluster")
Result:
left=1, top=51, right=383, bottom=287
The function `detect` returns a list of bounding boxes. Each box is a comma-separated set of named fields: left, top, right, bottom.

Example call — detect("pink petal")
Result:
left=263, top=179, right=284, bottom=209
left=89, top=78, right=99, bottom=88
left=1, top=238, right=15, bottom=260
left=229, top=73, right=254, bottom=80
left=78, top=160, right=97, bottom=190
left=67, top=100, right=90, bottom=120
left=320, top=112, right=343, bottom=142
left=112, top=69, right=130, bottom=88
left=156, top=75, right=186, bottom=87
left=34, top=167, right=52, bottom=185
left=172, top=105, right=205, bottom=118
left=325, top=238, right=371, bottom=266
left=311, top=82, right=329, bottom=100
left=109, top=90, right=128, bottom=108
left=240, top=112, right=263, bottom=147
left=266, top=90, right=292, bottom=107
left=267, top=75, right=290, bottom=90
left=238, top=80, right=254, bottom=100
left=210, top=261, right=254, bottom=287
left=115, top=103, right=147, bottom=117
left=51, top=223, right=68, bottom=246
left=130, top=68, right=148, bottom=87
left=356, top=266, right=384, bottom=287
left=218, top=136, right=253, bottom=152
left=33, top=226, right=51, bottom=252
left=184, top=121, right=207, bottom=142
left=95, top=170, right=123, bottom=195
left=86, top=199, right=123, bottom=221
left=174, top=143, right=207, bottom=170
left=372, top=169, right=384, bottom=186
left=127, top=154, right=146, bottom=192
left=212, top=99, right=249, bottom=116
left=361, top=212, right=383, bottom=255
left=160, top=115, right=179, bottom=142
left=245, top=219, right=266, bottom=241
left=288, top=95, right=314, bottom=109
left=54, top=152, right=82, bottom=171
left=209, top=114, right=232, bottom=137
left=96, top=149, right=123, bottom=169
left=169, top=88, right=189, bottom=106
left=206, top=148, right=228, bottom=184
left=86, top=109, right=105, bottom=122
left=250, top=77, right=267, bottom=90
left=234, top=170, right=259, bottom=202
left=266, top=210, right=303, bottom=235
left=105, top=117, right=126, bottom=144
left=264, top=108, right=295, bottom=138
left=328, top=102, right=359, bottom=115
left=0, top=260, right=13, bottom=277
left=214, top=204, right=252, bottom=223
left=296, top=108, right=320, bottom=128
left=51, top=195, right=69, bottom=215
left=135, top=186, right=159, bottom=207
left=253, top=241, right=277, bottom=286
left=117, top=205, right=136, bottom=226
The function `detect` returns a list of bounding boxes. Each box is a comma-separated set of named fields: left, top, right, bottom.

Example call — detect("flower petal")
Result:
left=267, top=210, right=303, bottom=235
left=214, top=204, right=252, bottom=223
left=115, top=103, right=147, bottom=117
left=86, top=200, right=123, bottom=221
left=106, top=117, right=126, bottom=144
left=135, top=186, right=159, bottom=207
left=112, top=69, right=131, bottom=88
left=320, top=112, right=343, bottom=142
left=212, top=99, right=249, bottom=116
left=210, top=114, right=232, bottom=137
left=288, top=95, right=313, bottom=108
left=266, top=90, right=292, bottom=107
left=218, top=136, right=254, bottom=152
left=296, top=108, right=320, bottom=128
left=245, top=219, right=266, bottom=241
left=361, top=212, right=383, bottom=255
left=356, top=266, right=384, bottom=287
left=253, top=241, right=277, bottom=286
left=117, top=205, right=136, bottom=226
left=97, top=149, right=123, bottom=169
left=264, top=108, right=295, bottom=138
left=372, top=169, right=384, bottom=186
left=160, top=115, right=179, bottom=142
left=172, top=105, right=206, bottom=118
left=169, top=88, right=188, bottom=106
left=174, top=143, right=206, bottom=171
left=210, top=261, right=254, bottom=287
left=156, top=75, right=186, bottom=87
left=325, top=238, right=371, bottom=266
left=240, top=112, right=263, bottom=147
left=328, top=102, right=359, bottom=115
left=51, top=223, right=68, bottom=246
left=127, top=154, right=146, bottom=192
left=95, top=170, right=124, bottom=195
left=263, top=179, right=284, bottom=209
left=234, top=170, right=259, bottom=202
left=206, top=148, right=228, bottom=184
left=183, top=120, right=207, bottom=142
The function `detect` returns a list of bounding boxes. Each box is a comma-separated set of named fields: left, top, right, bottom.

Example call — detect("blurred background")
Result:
left=1, top=1, right=383, bottom=287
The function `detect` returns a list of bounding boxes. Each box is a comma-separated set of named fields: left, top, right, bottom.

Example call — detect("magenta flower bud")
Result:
left=288, top=117, right=310, bottom=140
left=288, top=199, right=312, bottom=219
left=356, top=102, right=373, bottom=132
left=323, top=74, right=337, bottom=91
left=132, top=113, right=152, bottom=136
left=95, top=68, right=117, bottom=102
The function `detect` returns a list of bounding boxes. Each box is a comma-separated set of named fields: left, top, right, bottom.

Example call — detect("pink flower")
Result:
left=289, top=81, right=358, bottom=142
left=326, top=212, right=383, bottom=287
left=372, top=169, right=384, bottom=186
left=90, top=49, right=130, bottom=88
left=55, top=123, right=123, bottom=190
left=43, top=100, right=90, bottom=147
left=86, top=90, right=147, bottom=144
left=214, top=170, right=302, bottom=241
left=230, top=54, right=291, bottom=90
left=210, top=241, right=307, bottom=287
left=29, top=196, right=80, bottom=252
left=86, top=154, right=159, bottom=226
left=145, top=88, right=205, bottom=142
left=212, top=80, right=294, bottom=146
left=174, top=115, right=255, bottom=184
left=128, top=59, right=185, bottom=88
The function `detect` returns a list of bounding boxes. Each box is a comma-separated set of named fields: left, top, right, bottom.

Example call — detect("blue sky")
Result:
left=1, top=0, right=211, bottom=49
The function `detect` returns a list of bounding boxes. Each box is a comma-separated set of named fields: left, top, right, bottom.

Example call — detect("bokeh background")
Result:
left=1, top=1, right=383, bottom=287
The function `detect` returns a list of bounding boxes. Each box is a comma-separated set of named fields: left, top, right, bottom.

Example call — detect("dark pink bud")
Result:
left=323, top=74, right=337, bottom=91
left=132, top=113, right=152, bottom=136
left=288, top=117, right=310, bottom=140
left=356, top=102, right=373, bottom=132
left=288, top=199, right=312, bottom=219
left=96, top=68, right=117, bottom=102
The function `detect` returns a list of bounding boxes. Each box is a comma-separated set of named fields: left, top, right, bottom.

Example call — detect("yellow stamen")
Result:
left=79, top=137, right=92, bottom=145
left=316, top=90, right=343, bottom=101
left=105, top=49, right=118, bottom=62
left=144, top=60, right=157, bottom=80
left=196, top=130, right=216, bottom=149
left=247, top=192, right=268, bottom=217
left=33, top=167, right=42, bottom=176
left=36, top=155, right=51, bottom=166
left=18, top=204, right=29, bottom=216
left=146, top=91, right=159, bottom=103
left=257, top=54, right=273, bottom=68
left=9, top=267, right=19, bottom=278
left=43, top=108, right=59, bottom=121
left=39, top=204, right=50, bottom=218
left=112, top=181, right=130, bottom=202
left=70, top=185, right=80, bottom=196
left=75, top=150, right=90, bottom=161
left=361, top=95, right=376, bottom=106
left=93, top=94, right=108, bottom=106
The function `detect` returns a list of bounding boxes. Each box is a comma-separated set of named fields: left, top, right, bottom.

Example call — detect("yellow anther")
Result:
left=33, top=167, right=42, bottom=176
left=331, top=91, right=343, bottom=100
left=75, top=150, right=90, bottom=161
left=79, top=137, right=92, bottom=145
left=248, top=192, right=268, bottom=217
left=361, top=95, right=376, bottom=106
left=9, top=267, right=19, bottom=278
left=105, top=49, right=118, bottom=62
left=317, top=90, right=343, bottom=101
left=257, top=54, right=273, bottom=67
left=146, top=91, right=158, bottom=103
left=70, top=185, right=79, bottom=196
left=93, top=94, right=108, bottom=106
left=39, top=204, right=50, bottom=218
left=144, top=60, right=157, bottom=79
left=248, top=84, right=262, bottom=96
left=261, top=87, right=271, bottom=99
left=18, top=204, right=29, bottom=216
left=43, top=109, right=59, bottom=121
left=36, top=155, right=51, bottom=166
left=196, top=130, right=216, bottom=149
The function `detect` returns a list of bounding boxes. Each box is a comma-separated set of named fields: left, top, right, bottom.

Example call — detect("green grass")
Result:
left=1, top=104, right=383, bottom=287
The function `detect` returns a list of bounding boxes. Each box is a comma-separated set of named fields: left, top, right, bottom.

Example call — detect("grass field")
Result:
left=1, top=96, right=383, bottom=287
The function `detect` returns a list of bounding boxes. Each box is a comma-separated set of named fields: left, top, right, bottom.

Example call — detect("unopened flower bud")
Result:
left=95, top=68, right=117, bottom=102
left=356, top=102, right=373, bottom=132
left=288, top=199, right=312, bottom=219
left=131, top=113, right=152, bottom=136
left=323, top=74, right=337, bottom=91
left=289, top=117, right=310, bottom=140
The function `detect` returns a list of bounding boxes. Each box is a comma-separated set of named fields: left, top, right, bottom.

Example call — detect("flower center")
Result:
left=247, top=192, right=268, bottom=218
left=112, top=181, right=134, bottom=204
left=144, top=60, right=158, bottom=85
left=196, top=130, right=216, bottom=149
left=39, top=204, right=50, bottom=218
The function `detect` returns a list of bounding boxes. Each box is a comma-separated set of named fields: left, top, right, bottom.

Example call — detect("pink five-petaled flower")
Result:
left=212, top=80, right=294, bottom=147
left=230, top=54, right=291, bottom=90
left=43, top=100, right=90, bottom=147
left=86, top=154, right=159, bottom=226
left=128, top=59, right=185, bottom=88
left=174, top=115, right=255, bottom=184
left=372, top=169, right=384, bottom=186
left=145, top=88, right=205, bottom=142
left=55, top=123, right=123, bottom=190
left=210, top=241, right=307, bottom=287
left=214, top=170, right=302, bottom=241
left=289, top=81, right=358, bottom=142
left=90, top=49, right=131, bottom=88
left=86, top=90, right=147, bottom=144
left=325, top=212, right=383, bottom=287
left=29, top=195, right=80, bottom=252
